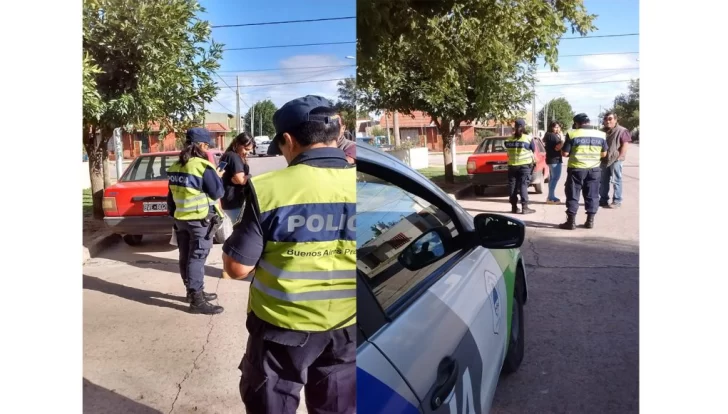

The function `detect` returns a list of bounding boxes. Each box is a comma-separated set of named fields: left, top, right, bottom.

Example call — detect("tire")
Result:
left=532, top=171, right=544, bottom=194
left=473, top=185, right=485, bottom=197
left=502, top=267, right=525, bottom=375
left=123, top=234, right=143, bottom=246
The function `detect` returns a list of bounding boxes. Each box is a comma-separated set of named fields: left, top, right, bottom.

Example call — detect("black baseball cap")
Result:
left=514, top=119, right=527, bottom=127
left=573, top=113, right=590, bottom=124
left=267, top=95, right=337, bottom=155
left=186, top=127, right=213, bottom=145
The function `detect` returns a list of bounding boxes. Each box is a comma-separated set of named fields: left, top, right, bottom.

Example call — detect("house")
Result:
left=108, top=121, right=230, bottom=160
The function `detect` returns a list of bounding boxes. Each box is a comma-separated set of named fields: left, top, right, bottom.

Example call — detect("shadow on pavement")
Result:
left=83, top=378, right=162, bottom=414
left=491, top=235, right=639, bottom=413
left=96, top=247, right=225, bottom=279
left=83, top=274, right=189, bottom=312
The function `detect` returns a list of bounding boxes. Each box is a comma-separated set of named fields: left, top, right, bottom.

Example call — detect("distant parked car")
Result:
left=253, top=136, right=271, bottom=156
left=102, top=150, right=230, bottom=246
left=466, top=136, right=549, bottom=197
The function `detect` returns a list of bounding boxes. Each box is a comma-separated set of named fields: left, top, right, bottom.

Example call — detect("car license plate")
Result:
left=143, top=202, right=167, bottom=212
left=493, top=164, right=508, bottom=171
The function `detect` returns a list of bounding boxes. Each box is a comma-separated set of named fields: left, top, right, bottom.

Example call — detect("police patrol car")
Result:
left=356, top=142, right=529, bottom=414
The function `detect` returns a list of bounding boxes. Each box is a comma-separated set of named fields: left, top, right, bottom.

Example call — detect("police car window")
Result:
left=123, top=155, right=174, bottom=182
left=357, top=172, right=460, bottom=312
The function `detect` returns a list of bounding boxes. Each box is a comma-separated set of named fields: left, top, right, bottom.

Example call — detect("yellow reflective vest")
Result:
left=167, top=157, right=223, bottom=220
left=504, top=135, right=534, bottom=166
left=248, top=163, right=356, bottom=332
left=566, top=129, right=607, bottom=169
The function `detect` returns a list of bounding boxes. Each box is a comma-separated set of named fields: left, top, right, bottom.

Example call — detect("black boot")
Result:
left=186, top=290, right=218, bottom=303
left=189, top=292, right=224, bottom=315
left=521, top=204, right=536, bottom=215
left=559, top=213, right=576, bottom=230
left=511, top=205, right=521, bottom=214
left=584, top=214, right=595, bottom=229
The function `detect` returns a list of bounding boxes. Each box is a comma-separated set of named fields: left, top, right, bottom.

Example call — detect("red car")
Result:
left=102, top=150, right=228, bottom=246
left=466, top=136, right=550, bottom=196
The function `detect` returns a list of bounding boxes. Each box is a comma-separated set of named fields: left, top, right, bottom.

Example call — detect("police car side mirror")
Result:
left=398, top=227, right=452, bottom=271
left=473, top=214, right=525, bottom=249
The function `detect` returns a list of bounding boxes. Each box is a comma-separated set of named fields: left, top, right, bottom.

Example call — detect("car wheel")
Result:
left=473, top=185, right=485, bottom=197
left=123, top=234, right=143, bottom=246
left=502, top=267, right=525, bottom=375
left=532, top=171, right=544, bottom=194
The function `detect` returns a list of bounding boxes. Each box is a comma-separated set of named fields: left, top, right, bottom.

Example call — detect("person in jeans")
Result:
left=543, top=121, right=564, bottom=204
left=220, top=132, right=254, bottom=224
left=600, top=111, right=632, bottom=208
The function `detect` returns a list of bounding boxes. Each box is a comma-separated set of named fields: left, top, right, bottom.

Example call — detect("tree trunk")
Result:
left=393, top=110, right=401, bottom=148
left=83, top=124, right=106, bottom=219
left=440, top=117, right=454, bottom=184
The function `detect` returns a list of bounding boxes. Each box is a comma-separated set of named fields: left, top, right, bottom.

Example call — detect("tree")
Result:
left=334, top=77, right=360, bottom=133
left=357, top=0, right=596, bottom=183
left=244, top=100, right=278, bottom=137
left=603, top=79, right=639, bottom=131
left=537, top=97, right=574, bottom=131
left=83, top=0, right=222, bottom=218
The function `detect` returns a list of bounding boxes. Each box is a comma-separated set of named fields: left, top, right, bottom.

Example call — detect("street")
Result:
left=83, top=147, right=638, bottom=413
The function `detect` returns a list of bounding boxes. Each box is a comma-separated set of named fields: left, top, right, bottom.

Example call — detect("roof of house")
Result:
left=205, top=122, right=231, bottom=133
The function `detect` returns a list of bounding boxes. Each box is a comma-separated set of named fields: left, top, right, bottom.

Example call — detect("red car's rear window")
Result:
left=474, top=138, right=507, bottom=154
left=120, top=154, right=178, bottom=182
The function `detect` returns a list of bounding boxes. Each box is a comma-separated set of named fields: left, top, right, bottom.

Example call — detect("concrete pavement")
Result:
left=468, top=146, right=640, bottom=413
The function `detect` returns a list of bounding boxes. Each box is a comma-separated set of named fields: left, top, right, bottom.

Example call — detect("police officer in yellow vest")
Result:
left=167, top=128, right=225, bottom=314
left=504, top=119, right=536, bottom=214
left=222, top=96, right=356, bottom=414
left=559, top=113, right=608, bottom=230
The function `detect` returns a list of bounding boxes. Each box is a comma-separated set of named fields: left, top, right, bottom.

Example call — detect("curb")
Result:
left=83, top=231, right=121, bottom=264
left=444, top=184, right=473, bottom=201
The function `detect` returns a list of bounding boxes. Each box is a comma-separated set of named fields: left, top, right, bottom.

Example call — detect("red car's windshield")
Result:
left=474, top=138, right=507, bottom=154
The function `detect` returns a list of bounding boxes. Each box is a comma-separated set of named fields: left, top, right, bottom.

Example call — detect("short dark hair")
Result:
left=604, top=111, right=618, bottom=120
left=285, top=107, right=340, bottom=147
left=548, top=121, right=561, bottom=132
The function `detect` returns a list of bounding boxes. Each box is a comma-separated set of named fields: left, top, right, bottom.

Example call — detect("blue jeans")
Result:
left=600, top=160, right=623, bottom=204
left=547, top=163, right=562, bottom=201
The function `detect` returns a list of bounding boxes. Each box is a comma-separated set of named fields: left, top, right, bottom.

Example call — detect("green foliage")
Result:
left=370, top=126, right=386, bottom=137
left=335, top=76, right=358, bottom=132
left=475, top=128, right=498, bottom=143
left=245, top=100, right=278, bottom=137
left=357, top=0, right=596, bottom=183
left=603, top=79, right=639, bottom=131
left=83, top=0, right=223, bottom=217
left=537, top=97, right=574, bottom=131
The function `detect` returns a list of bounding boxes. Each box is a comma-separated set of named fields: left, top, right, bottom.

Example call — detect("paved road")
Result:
left=460, top=146, right=640, bottom=413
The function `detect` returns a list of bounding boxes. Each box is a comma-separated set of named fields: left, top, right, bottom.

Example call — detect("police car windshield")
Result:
left=474, top=138, right=507, bottom=154
left=120, top=154, right=174, bottom=182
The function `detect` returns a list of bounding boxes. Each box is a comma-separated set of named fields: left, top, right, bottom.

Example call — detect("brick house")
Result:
left=108, top=121, right=230, bottom=160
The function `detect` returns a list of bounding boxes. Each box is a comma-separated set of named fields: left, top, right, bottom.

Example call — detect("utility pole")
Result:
left=235, top=76, right=241, bottom=133
left=385, top=111, right=391, bottom=143
left=113, top=127, right=123, bottom=180
left=251, top=103, right=255, bottom=138
left=543, top=102, right=548, bottom=134
left=259, top=113, right=262, bottom=136
left=393, top=110, right=401, bottom=147
left=532, top=89, right=537, bottom=136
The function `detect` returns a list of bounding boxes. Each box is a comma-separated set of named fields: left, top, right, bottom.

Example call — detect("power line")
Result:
left=239, top=78, right=348, bottom=88
left=537, top=79, right=633, bottom=87
left=213, top=72, right=250, bottom=109
left=558, top=51, right=639, bottom=58
left=561, top=33, right=638, bottom=40
left=212, top=98, right=234, bottom=114
left=223, top=41, right=355, bottom=51
left=217, top=64, right=355, bottom=74
left=212, top=16, right=355, bottom=29
left=537, top=67, right=639, bottom=74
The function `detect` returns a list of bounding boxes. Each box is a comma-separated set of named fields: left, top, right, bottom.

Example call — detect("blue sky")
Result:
left=534, top=0, right=640, bottom=122
left=199, top=0, right=355, bottom=115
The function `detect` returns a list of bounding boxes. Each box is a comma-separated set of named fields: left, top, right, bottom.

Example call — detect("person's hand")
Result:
left=216, top=168, right=225, bottom=178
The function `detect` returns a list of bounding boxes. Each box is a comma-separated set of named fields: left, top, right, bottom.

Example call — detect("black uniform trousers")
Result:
left=239, top=312, right=356, bottom=414
left=508, top=165, right=532, bottom=207
left=565, top=167, right=602, bottom=215
left=174, top=219, right=213, bottom=293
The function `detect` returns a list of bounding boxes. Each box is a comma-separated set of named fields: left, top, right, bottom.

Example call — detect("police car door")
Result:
left=356, top=168, right=508, bottom=414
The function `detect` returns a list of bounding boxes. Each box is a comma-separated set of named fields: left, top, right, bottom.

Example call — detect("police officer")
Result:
left=222, top=96, right=356, bottom=414
left=167, top=128, right=225, bottom=314
left=559, top=113, right=608, bottom=230
left=504, top=119, right=536, bottom=214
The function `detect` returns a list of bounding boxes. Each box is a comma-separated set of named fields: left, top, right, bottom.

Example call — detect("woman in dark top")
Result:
left=220, top=132, right=254, bottom=225
left=543, top=121, right=564, bottom=204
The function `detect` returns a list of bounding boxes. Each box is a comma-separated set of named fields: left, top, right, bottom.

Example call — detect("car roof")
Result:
left=133, top=149, right=222, bottom=157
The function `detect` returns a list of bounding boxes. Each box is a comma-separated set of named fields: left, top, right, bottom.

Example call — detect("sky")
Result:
left=533, top=0, right=640, bottom=122
left=199, top=0, right=356, bottom=117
